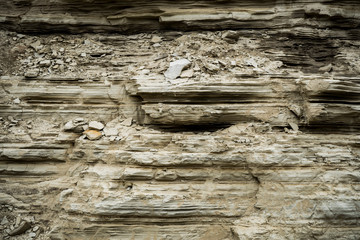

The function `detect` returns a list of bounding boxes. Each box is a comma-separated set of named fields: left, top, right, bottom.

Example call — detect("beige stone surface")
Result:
left=0, top=1, right=360, bottom=239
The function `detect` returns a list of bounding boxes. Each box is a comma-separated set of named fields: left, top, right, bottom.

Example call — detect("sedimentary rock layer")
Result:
left=1, top=0, right=360, bottom=35
left=0, top=1, right=360, bottom=239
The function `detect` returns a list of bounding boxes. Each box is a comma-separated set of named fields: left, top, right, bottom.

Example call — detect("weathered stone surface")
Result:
left=0, top=1, right=360, bottom=239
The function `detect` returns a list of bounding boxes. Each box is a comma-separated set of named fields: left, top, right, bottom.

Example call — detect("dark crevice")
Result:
left=147, top=123, right=233, bottom=133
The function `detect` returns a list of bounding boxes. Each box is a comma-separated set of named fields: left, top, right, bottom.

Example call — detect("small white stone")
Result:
left=39, top=60, right=51, bottom=67
left=74, top=118, right=85, bottom=123
left=29, top=232, right=36, bottom=238
left=164, top=59, right=191, bottom=80
left=13, top=98, right=20, bottom=104
left=89, top=121, right=104, bottom=130
left=80, top=52, right=86, bottom=57
left=64, top=121, right=75, bottom=131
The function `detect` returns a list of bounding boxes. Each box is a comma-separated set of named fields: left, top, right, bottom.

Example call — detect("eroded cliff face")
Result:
left=0, top=1, right=360, bottom=239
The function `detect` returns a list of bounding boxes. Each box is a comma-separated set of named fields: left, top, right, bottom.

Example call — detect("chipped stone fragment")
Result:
left=30, top=40, right=42, bottom=51
left=39, top=60, right=51, bottom=67
left=24, top=69, right=39, bottom=78
left=89, top=121, right=104, bottom=130
left=164, top=59, right=191, bottom=79
left=84, top=130, right=102, bottom=140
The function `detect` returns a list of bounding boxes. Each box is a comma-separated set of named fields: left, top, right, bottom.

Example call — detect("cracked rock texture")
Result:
left=1, top=1, right=360, bottom=239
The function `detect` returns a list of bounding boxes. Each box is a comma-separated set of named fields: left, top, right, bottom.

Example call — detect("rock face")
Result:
left=1, top=1, right=360, bottom=240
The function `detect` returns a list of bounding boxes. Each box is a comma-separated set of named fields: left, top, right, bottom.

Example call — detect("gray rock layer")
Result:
left=0, top=1, right=360, bottom=239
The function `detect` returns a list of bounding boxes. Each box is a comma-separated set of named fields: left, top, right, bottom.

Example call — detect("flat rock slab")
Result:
left=89, top=121, right=104, bottom=130
left=164, top=59, right=191, bottom=80
left=85, top=130, right=102, bottom=140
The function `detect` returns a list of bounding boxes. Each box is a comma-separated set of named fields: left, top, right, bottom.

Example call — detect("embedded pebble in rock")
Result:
left=39, top=60, right=51, bottom=67
left=222, top=30, right=240, bottom=43
left=151, top=36, right=162, bottom=43
left=84, top=130, right=102, bottom=140
left=64, top=121, right=76, bottom=130
left=319, top=63, right=332, bottom=72
left=24, top=69, right=39, bottom=78
left=204, top=62, right=220, bottom=72
left=88, top=121, right=104, bottom=130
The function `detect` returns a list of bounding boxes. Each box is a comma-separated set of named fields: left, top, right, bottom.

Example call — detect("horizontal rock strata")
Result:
left=0, top=1, right=360, bottom=239
left=1, top=0, right=360, bottom=35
